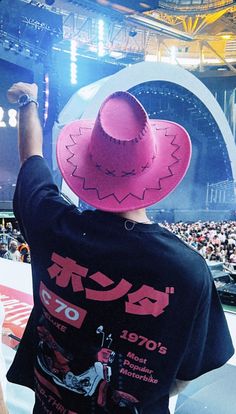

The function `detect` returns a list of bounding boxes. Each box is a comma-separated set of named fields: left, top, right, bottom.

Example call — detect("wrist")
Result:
left=18, top=94, right=39, bottom=109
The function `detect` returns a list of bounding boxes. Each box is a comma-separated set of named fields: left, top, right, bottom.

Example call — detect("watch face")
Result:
left=19, top=94, right=30, bottom=105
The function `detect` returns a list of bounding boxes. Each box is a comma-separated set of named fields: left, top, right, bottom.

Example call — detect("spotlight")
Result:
left=3, top=39, right=10, bottom=50
left=45, top=0, right=55, bottom=5
left=129, top=29, right=137, bottom=37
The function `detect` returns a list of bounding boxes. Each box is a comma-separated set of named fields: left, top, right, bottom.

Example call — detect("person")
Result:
left=23, top=252, right=31, bottom=264
left=17, top=235, right=30, bottom=262
left=205, top=244, right=214, bottom=261
left=0, top=243, right=8, bottom=259
left=3, top=240, right=21, bottom=262
left=229, top=247, right=236, bottom=263
left=0, top=226, right=9, bottom=245
left=5, top=222, right=13, bottom=236
left=6, top=82, right=234, bottom=414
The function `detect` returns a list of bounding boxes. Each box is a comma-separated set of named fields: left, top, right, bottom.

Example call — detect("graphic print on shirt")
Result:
left=36, top=251, right=175, bottom=412
left=37, top=323, right=115, bottom=396
left=45, top=251, right=175, bottom=325
left=36, top=320, right=139, bottom=411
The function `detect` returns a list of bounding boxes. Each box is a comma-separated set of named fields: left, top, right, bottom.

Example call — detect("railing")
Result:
left=0, top=183, right=16, bottom=203
left=159, top=0, right=233, bottom=13
left=206, top=180, right=236, bottom=205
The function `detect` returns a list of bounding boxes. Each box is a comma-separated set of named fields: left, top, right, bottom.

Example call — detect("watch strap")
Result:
left=18, top=94, right=39, bottom=109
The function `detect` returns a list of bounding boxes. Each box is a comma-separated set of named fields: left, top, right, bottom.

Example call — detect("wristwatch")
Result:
left=18, top=94, right=39, bottom=108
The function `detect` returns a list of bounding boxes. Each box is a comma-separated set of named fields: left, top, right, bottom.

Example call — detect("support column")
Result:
left=199, top=41, right=204, bottom=72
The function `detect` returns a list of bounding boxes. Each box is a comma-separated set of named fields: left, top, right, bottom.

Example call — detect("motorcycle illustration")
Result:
left=37, top=323, right=139, bottom=412
left=37, top=324, right=115, bottom=396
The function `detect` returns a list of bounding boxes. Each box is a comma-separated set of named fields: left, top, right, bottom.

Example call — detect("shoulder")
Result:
left=159, top=226, right=211, bottom=286
left=18, top=155, right=46, bottom=181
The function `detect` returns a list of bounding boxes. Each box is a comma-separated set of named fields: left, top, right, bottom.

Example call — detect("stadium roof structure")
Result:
left=7, top=0, right=236, bottom=72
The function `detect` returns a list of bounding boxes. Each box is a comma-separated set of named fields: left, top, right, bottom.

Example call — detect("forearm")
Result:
left=18, top=103, right=43, bottom=165
left=7, top=82, right=42, bottom=165
left=0, top=383, right=8, bottom=414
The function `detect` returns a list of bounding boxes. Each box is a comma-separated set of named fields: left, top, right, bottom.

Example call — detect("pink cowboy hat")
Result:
left=56, top=91, right=192, bottom=212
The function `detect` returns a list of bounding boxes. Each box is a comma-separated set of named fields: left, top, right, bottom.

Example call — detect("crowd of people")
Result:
left=162, top=220, right=236, bottom=263
left=1, top=219, right=236, bottom=265
left=0, top=222, right=30, bottom=263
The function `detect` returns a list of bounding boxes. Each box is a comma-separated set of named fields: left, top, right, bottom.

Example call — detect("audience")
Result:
left=0, top=222, right=31, bottom=263
left=2, top=219, right=236, bottom=266
left=161, top=220, right=236, bottom=263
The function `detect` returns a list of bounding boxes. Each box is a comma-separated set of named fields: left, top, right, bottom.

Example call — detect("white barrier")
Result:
left=0, top=257, right=32, bottom=295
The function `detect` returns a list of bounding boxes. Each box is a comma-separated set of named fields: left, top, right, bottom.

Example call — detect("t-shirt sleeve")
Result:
left=13, top=156, right=77, bottom=241
left=176, top=273, right=234, bottom=381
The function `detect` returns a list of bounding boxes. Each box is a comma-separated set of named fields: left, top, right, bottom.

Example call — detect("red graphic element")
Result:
left=47, top=252, right=88, bottom=292
left=43, top=310, right=67, bottom=333
left=0, top=284, right=33, bottom=348
left=165, top=287, right=175, bottom=294
left=35, top=367, right=76, bottom=413
left=38, top=327, right=70, bottom=374
left=113, top=390, right=139, bottom=404
left=125, top=285, right=174, bottom=317
left=37, top=325, right=71, bottom=377
left=39, top=281, right=87, bottom=329
left=89, top=272, right=114, bottom=287
left=97, top=381, right=109, bottom=407
left=120, top=332, right=168, bottom=354
left=86, top=279, right=132, bottom=301
left=97, top=348, right=114, bottom=364
left=97, top=347, right=115, bottom=382
left=34, top=368, right=61, bottom=399
left=46, top=252, right=174, bottom=319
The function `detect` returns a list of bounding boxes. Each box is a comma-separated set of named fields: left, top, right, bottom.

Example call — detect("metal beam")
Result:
left=203, top=40, right=236, bottom=72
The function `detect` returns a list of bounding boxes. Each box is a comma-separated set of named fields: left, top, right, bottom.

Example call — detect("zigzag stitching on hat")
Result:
left=69, top=135, right=78, bottom=144
left=80, top=177, right=146, bottom=203
left=65, top=135, right=82, bottom=160
left=79, top=128, right=93, bottom=135
left=65, top=128, right=92, bottom=160
left=65, top=144, right=77, bottom=163
left=143, top=135, right=180, bottom=192
left=69, top=129, right=92, bottom=142
left=66, top=133, right=181, bottom=204
left=67, top=166, right=146, bottom=202
left=157, top=158, right=179, bottom=189
left=156, top=127, right=169, bottom=132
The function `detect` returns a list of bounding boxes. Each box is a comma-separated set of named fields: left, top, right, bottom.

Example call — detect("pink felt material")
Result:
left=57, top=91, right=192, bottom=212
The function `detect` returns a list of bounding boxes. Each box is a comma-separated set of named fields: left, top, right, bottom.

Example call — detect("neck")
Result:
left=116, top=208, right=153, bottom=224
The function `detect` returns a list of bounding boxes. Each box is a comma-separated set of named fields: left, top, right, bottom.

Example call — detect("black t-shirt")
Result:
left=7, top=156, right=234, bottom=414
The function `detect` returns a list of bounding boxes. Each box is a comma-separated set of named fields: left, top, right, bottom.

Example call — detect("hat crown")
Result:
left=89, top=92, right=157, bottom=178
left=57, top=89, right=191, bottom=212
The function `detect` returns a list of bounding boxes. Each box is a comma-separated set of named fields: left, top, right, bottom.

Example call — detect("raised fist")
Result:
left=7, top=82, right=38, bottom=103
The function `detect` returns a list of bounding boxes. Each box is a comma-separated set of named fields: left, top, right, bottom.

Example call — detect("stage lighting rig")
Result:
left=0, top=0, right=63, bottom=58
left=129, top=29, right=137, bottom=38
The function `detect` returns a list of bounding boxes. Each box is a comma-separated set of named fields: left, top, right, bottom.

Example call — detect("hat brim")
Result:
left=56, top=119, right=191, bottom=212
